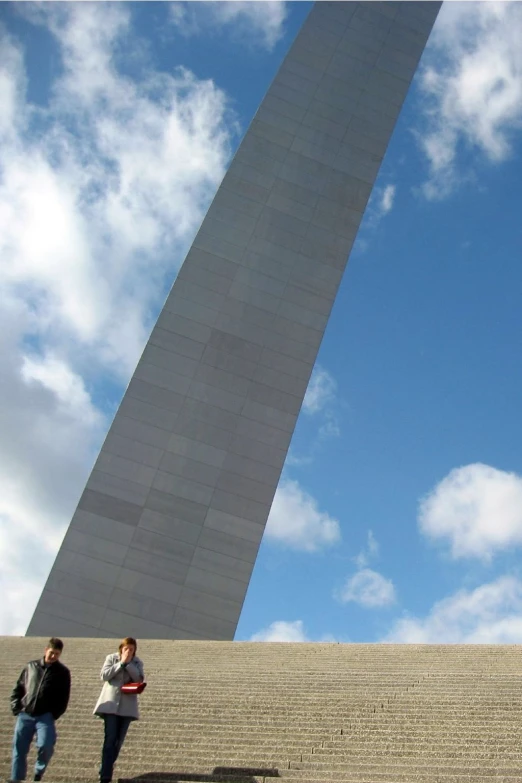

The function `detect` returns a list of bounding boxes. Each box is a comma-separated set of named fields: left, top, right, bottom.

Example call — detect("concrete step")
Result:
left=3, top=639, right=522, bottom=783
left=14, top=778, right=522, bottom=783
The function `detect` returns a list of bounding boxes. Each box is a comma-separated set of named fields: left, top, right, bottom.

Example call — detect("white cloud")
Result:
left=288, top=365, right=340, bottom=464
left=0, top=515, right=57, bottom=637
left=354, top=529, right=379, bottom=569
left=380, top=184, right=396, bottom=215
left=2, top=5, right=234, bottom=373
left=317, top=411, right=340, bottom=440
left=418, top=2, right=522, bottom=199
left=303, top=365, right=337, bottom=415
left=21, top=353, right=102, bottom=428
left=419, top=463, right=522, bottom=561
left=251, top=620, right=309, bottom=642
left=0, top=300, right=107, bottom=635
left=265, top=479, right=341, bottom=552
left=250, top=620, right=341, bottom=643
left=386, top=576, right=522, bottom=643
left=356, top=182, right=396, bottom=243
left=169, top=1, right=287, bottom=51
left=0, top=21, right=26, bottom=143
left=285, top=452, right=314, bottom=469
left=0, top=6, right=236, bottom=634
left=335, top=568, right=396, bottom=608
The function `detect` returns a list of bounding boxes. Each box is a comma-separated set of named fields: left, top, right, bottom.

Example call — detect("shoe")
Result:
left=34, top=776, right=42, bottom=782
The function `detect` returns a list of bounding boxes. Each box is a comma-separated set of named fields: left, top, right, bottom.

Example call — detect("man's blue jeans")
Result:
left=11, top=711, right=56, bottom=781
left=99, top=714, right=132, bottom=782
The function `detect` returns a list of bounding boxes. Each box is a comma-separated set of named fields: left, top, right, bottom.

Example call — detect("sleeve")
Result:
left=10, top=667, right=26, bottom=716
left=53, top=667, right=71, bottom=720
left=101, top=654, right=124, bottom=682
left=126, top=657, right=144, bottom=683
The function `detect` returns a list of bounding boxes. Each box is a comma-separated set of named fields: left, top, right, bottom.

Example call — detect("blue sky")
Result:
left=1, top=2, right=522, bottom=643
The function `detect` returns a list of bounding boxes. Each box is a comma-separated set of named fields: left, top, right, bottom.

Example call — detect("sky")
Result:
left=1, top=1, right=522, bottom=644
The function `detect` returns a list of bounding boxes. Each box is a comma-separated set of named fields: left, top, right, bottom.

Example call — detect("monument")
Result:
left=27, top=1, right=441, bottom=640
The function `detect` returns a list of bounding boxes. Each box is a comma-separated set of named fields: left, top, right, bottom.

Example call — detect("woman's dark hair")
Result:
left=118, top=637, right=137, bottom=655
left=48, top=637, right=64, bottom=651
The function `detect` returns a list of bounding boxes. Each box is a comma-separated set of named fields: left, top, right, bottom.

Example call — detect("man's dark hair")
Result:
left=48, top=637, right=64, bottom=651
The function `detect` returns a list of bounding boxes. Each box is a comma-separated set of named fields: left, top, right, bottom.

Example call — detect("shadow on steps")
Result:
left=119, top=767, right=280, bottom=782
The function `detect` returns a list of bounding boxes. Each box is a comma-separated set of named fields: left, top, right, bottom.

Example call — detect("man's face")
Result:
left=44, top=647, right=62, bottom=664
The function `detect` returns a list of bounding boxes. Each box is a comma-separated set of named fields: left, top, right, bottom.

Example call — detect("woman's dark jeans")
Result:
left=99, top=714, right=132, bottom=783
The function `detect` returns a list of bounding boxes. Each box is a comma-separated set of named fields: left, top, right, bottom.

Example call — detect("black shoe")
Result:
left=34, top=775, right=42, bottom=782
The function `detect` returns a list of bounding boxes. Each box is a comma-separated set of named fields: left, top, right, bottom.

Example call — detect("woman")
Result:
left=93, top=637, right=145, bottom=783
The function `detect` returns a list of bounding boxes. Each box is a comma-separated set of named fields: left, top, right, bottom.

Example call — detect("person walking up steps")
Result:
left=9, top=637, right=71, bottom=783
left=94, top=637, right=145, bottom=783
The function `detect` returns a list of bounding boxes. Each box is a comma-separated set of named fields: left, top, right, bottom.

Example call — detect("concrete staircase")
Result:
left=1, top=638, right=522, bottom=783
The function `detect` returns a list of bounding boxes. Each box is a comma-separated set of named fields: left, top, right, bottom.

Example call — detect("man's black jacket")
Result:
left=11, top=659, right=71, bottom=720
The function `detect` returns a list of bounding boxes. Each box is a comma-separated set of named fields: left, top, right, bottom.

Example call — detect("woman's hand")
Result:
left=120, top=646, right=134, bottom=665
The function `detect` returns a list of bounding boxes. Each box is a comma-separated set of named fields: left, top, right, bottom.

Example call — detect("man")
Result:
left=10, top=638, right=71, bottom=783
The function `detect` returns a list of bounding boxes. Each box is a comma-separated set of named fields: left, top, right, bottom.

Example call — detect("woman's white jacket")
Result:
left=93, top=653, right=145, bottom=720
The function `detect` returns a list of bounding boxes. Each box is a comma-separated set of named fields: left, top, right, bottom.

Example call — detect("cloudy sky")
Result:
left=1, top=1, right=522, bottom=644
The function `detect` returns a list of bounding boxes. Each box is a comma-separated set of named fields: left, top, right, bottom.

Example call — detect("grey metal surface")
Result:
left=27, top=1, right=441, bottom=640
